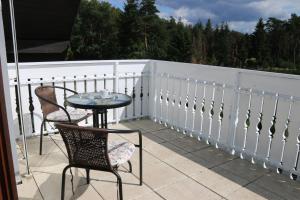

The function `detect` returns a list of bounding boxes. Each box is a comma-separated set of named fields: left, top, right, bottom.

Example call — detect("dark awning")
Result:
left=1, top=0, right=80, bottom=62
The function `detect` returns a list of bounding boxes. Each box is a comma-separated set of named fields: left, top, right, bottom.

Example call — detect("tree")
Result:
left=67, top=0, right=300, bottom=74
left=67, top=0, right=121, bottom=60
left=139, top=0, right=167, bottom=58
left=191, top=22, right=205, bottom=63
left=167, top=18, right=192, bottom=62
left=252, top=18, right=269, bottom=68
left=288, top=14, right=300, bottom=68
left=119, top=0, right=143, bottom=58
left=204, top=19, right=214, bottom=64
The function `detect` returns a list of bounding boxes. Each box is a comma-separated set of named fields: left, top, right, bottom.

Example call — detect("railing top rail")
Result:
left=7, top=59, right=151, bottom=69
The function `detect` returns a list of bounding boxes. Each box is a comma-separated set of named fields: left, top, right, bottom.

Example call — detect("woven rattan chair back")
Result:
left=56, top=123, right=112, bottom=171
left=35, top=86, right=59, bottom=117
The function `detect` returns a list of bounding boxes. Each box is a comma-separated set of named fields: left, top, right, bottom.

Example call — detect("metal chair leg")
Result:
left=39, top=120, right=45, bottom=155
left=86, top=169, right=90, bottom=184
left=139, top=132, right=143, bottom=185
left=61, top=165, right=71, bottom=200
left=127, top=161, right=132, bottom=173
left=113, top=171, right=123, bottom=200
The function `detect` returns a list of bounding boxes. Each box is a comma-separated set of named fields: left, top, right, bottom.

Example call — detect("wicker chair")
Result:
left=35, top=85, right=91, bottom=155
left=55, top=123, right=143, bottom=200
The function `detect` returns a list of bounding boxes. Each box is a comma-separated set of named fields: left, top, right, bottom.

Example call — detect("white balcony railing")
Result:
left=8, top=59, right=300, bottom=180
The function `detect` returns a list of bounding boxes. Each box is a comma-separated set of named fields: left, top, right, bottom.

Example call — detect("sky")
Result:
left=103, top=0, right=300, bottom=33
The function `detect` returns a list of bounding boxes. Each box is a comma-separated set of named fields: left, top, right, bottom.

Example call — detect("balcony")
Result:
left=9, top=60, right=300, bottom=199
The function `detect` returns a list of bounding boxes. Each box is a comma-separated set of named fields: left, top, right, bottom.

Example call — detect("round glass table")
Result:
left=66, top=92, right=132, bottom=128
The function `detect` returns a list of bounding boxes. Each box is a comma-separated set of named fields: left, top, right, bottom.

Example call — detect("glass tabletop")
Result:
left=66, top=92, right=132, bottom=110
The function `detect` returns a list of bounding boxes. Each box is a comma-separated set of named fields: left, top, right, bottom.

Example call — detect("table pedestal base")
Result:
left=92, top=109, right=108, bottom=128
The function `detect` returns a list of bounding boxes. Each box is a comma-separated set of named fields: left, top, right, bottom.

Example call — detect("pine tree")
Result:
left=204, top=19, right=214, bottom=64
left=191, top=22, right=205, bottom=63
left=119, top=0, right=143, bottom=58
left=253, top=18, right=269, bottom=68
left=139, top=0, right=165, bottom=58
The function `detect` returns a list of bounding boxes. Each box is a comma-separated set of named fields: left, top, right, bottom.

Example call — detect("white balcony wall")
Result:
left=149, top=60, right=300, bottom=177
left=7, top=59, right=300, bottom=179
left=8, top=60, right=150, bottom=138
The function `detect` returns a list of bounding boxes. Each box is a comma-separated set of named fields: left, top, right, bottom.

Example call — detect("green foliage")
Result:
left=67, top=0, right=300, bottom=74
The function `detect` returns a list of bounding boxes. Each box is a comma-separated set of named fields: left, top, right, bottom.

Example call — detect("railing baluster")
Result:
left=125, top=73, right=128, bottom=119
left=198, top=81, right=207, bottom=141
left=216, top=84, right=225, bottom=148
left=140, top=73, right=144, bottom=116
left=231, top=87, right=241, bottom=155
left=74, top=76, right=77, bottom=92
left=240, top=89, right=252, bottom=159
left=176, top=77, right=183, bottom=132
left=252, top=91, right=265, bottom=164
left=63, top=76, right=67, bottom=109
left=84, top=75, right=88, bottom=124
left=165, top=74, right=170, bottom=127
left=40, top=78, right=47, bottom=131
left=207, top=82, right=216, bottom=144
left=52, top=77, right=55, bottom=86
left=264, top=93, right=279, bottom=168
left=191, top=80, right=198, bottom=137
left=132, top=73, right=136, bottom=117
left=277, top=96, right=293, bottom=174
left=14, top=79, right=22, bottom=135
left=27, top=79, right=35, bottom=133
left=170, top=76, right=176, bottom=130
left=104, top=74, right=106, bottom=89
left=159, top=74, right=163, bottom=124
left=183, top=78, right=190, bottom=135
left=290, top=130, right=300, bottom=180
left=94, top=74, right=97, bottom=92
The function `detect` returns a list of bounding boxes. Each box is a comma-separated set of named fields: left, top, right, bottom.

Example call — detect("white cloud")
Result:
left=228, top=21, right=257, bottom=33
left=156, top=0, right=300, bottom=32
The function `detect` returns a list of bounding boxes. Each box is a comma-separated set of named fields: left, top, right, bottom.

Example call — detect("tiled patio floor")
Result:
left=16, top=119, right=300, bottom=200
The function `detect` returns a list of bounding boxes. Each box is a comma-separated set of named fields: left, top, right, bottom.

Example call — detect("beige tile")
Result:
left=157, top=178, right=222, bottom=200
left=165, top=153, right=209, bottom=175
left=132, top=119, right=166, bottom=132
left=130, top=149, right=161, bottom=167
left=138, top=162, right=187, bottom=189
left=169, top=136, right=208, bottom=152
left=18, top=136, right=60, bottom=156
left=108, top=121, right=139, bottom=130
left=190, top=147, right=236, bottom=168
left=121, top=132, right=166, bottom=146
left=251, top=173, right=300, bottom=200
left=151, top=128, right=186, bottom=142
left=27, top=151, right=69, bottom=174
left=91, top=171, right=153, bottom=200
left=131, top=191, right=164, bottom=200
left=191, top=167, right=249, bottom=197
left=32, top=170, right=89, bottom=200
left=218, top=159, right=269, bottom=182
left=144, top=141, right=187, bottom=160
left=227, top=183, right=283, bottom=200
left=49, top=133, right=63, bottom=141
left=69, top=184, right=104, bottom=200
left=17, top=175, right=43, bottom=200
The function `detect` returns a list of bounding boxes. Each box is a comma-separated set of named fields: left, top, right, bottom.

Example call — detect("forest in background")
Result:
left=67, top=0, right=300, bottom=74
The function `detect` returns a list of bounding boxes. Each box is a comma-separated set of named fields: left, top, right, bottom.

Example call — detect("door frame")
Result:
left=0, top=61, right=18, bottom=199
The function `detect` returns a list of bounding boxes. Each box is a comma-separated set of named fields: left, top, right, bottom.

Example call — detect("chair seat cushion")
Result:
left=46, top=109, right=90, bottom=122
left=108, top=141, right=135, bottom=166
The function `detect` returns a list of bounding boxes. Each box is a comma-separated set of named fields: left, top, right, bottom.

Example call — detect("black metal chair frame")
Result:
left=56, top=123, right=143, bottom=200
left=35, top=85, right=90, bottom=155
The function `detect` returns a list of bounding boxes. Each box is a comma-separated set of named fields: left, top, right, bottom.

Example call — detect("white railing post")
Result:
left=149, top=60, right=157, bottom=121
left=113, top=61, right=120, bottom=124
left=227, top=71, right=241, bottom=153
